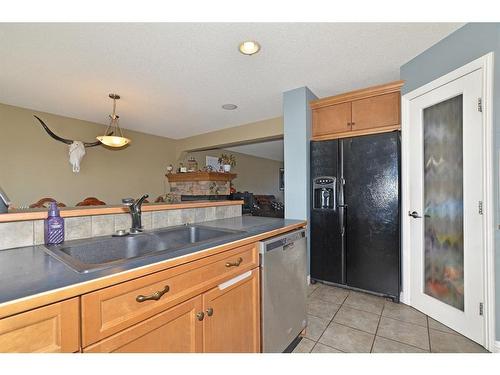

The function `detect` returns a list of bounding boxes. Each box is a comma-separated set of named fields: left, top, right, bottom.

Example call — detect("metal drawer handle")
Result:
left=206, top=307, right=214, bottom=316
left=136, top=285, right=170, bottom=303
left=225, top=257, right=243, bottom=268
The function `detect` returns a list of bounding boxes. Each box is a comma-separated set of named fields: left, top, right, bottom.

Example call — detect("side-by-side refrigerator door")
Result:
left=310, top=140, right=343, bottom=284
left=343, top=132, right=400, bottom=298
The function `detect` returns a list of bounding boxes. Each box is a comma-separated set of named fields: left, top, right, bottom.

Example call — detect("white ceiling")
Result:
left=226, top=139, right=284, bottom=162
left=0, top=23, right=463, bottom=139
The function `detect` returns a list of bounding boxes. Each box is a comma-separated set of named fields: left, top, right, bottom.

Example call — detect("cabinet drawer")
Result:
left=0, top=298, right=80, bottom=353
left=81, top=243, right=258, bottom=347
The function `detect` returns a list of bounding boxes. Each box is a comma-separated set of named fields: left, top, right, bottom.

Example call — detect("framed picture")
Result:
left=206, top=156, right=221, bottom=171
left=279, top=168, right=284, bottom=191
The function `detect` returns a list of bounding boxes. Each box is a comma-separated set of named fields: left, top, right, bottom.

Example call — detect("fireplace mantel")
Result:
left=165, top=172, right=237, bottom=183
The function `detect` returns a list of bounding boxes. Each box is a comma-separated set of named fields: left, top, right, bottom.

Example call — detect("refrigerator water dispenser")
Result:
left=312, top=176, right=336, bottom=210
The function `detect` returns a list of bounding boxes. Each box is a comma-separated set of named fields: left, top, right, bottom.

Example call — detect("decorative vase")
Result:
left=223, top=164, right=231, bottom=172
left=187, top=156, right=198, bottom=172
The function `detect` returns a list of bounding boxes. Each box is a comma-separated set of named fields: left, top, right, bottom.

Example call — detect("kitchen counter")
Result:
left=0, top=216, right=305, bottom=318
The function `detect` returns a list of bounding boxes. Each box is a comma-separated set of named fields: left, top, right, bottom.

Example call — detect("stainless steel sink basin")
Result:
left=151, top=225, right=240, bottom=247
left=42, top=225, right=243, bottom=273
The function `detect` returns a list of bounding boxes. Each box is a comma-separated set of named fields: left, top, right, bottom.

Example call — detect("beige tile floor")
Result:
left=293, top=282, right=489, bottom=353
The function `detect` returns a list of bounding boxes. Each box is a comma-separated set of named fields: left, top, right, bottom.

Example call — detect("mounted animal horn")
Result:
left=34, top=115, right=112, bottom=173
left=34, top=115, right=106, bottom=147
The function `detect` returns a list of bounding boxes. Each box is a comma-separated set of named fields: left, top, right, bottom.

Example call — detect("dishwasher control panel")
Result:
left=263, top=230, right=306, bottom=252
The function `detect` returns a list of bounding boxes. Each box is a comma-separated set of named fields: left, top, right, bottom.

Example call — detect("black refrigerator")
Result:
left=310, top=131, right=401, bottom=300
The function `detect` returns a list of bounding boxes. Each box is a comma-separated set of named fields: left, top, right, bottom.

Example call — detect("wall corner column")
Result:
left=283, top=87, right=318, bottom=275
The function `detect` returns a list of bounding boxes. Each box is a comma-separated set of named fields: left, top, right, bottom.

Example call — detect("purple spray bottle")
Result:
left=44, top=202, right=65, bottom=245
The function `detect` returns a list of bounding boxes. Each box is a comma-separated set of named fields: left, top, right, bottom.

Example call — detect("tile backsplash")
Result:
left=0, top=221, right=34, bottom=250
left=0, top=204, right=242, bottom=250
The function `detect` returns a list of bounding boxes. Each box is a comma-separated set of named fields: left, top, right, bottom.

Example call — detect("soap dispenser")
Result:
left=44, top=202, right=65, bottom=245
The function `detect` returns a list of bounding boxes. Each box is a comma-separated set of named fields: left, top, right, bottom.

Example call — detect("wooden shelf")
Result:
left=0, top=200, right=244, bottom=223
left=166, top=172, right=237, bottom=182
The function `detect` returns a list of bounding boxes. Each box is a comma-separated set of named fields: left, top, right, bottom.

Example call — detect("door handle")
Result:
left=408, top=211, right=422, bottom=219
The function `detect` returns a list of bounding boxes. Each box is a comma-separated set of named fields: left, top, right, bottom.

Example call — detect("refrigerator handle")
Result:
left=339, top=140, right=347, bottom=284
left=333, top=177, right=337, bottom=211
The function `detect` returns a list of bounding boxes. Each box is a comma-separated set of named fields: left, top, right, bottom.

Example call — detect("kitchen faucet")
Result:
left=0, top=186, right=11, bottom=214
left=122, top=194, right=149, bottom=234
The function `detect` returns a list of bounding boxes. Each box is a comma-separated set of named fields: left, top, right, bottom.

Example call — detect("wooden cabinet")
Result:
left=351, top=92, right=400, bottom=131
left=312, top=102, right=351, bottom=137
left=0, top=298, right=79, bottom=353
left=81, top=243, right=257, bottom=346
left=310, top=80, right=403, bottom=140
left=84, top=296, right=203, bottom=353
left=84, top=268, right=260, bottom=353
left=81, top=243, right=261, bottom=353
left=203, top=268, right=260, bottom=353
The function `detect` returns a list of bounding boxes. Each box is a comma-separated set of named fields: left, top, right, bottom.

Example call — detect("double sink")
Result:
left=43, top=225, right=245, bottom=273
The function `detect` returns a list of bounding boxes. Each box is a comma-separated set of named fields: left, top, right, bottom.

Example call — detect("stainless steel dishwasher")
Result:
left=259, top=228, right=307, bottom=353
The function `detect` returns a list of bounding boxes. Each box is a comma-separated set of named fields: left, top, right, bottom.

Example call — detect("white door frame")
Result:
left=401, top=52, right=495, bottom=351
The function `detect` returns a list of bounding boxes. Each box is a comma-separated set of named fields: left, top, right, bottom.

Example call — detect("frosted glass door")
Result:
left=408, top=68, right=484, bottom=345
left=423, top=95, right=464, bottom=310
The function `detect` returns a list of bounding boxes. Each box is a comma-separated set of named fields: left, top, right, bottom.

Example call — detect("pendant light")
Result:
left=96, top=93, right=131, bottom=147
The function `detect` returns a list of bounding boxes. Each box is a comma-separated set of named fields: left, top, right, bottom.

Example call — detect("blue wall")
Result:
left=283, top=87, right=318, bottom=273
left=283, top=87, right=317, bottom=221
left=400, top=23, right=500, bottom=340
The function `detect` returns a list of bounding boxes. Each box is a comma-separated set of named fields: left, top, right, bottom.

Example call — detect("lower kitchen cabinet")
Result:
left=85, top=268, right=261, bottom=353
left=81, top=243, right=258, bottom=346
left=0, top=298, right=80, bottom=353
left=203, top=268, right=260, bottom=353
left=84, top=296, right=203, bottom=353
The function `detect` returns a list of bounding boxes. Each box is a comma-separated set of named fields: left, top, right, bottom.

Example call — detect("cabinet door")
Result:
left=203, top=268, right=260, bottom=353
left=0, top=298, right=80, bottom=353
left=312, top=102, right=352, bottom=138
left=351, top=92, right=400, bottom=132
left=84, top=296, right=203, bottom=353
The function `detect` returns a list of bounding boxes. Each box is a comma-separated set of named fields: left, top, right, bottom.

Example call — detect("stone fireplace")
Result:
left=166, top=172, right=237, bottom=201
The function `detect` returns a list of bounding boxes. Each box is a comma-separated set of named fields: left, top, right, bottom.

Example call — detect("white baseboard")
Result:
left=399, top=291, right=408, bottom=305
left=494, top=341, right=500, bottom=353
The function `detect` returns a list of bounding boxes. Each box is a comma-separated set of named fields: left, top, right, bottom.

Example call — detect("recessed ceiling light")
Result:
left=239, top=41, right=260, bottom=56
left=222, top=104, right=238, bottom=110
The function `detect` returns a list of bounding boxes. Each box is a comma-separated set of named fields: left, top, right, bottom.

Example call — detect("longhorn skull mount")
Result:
left=33, top=115, right=113, bottom=173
